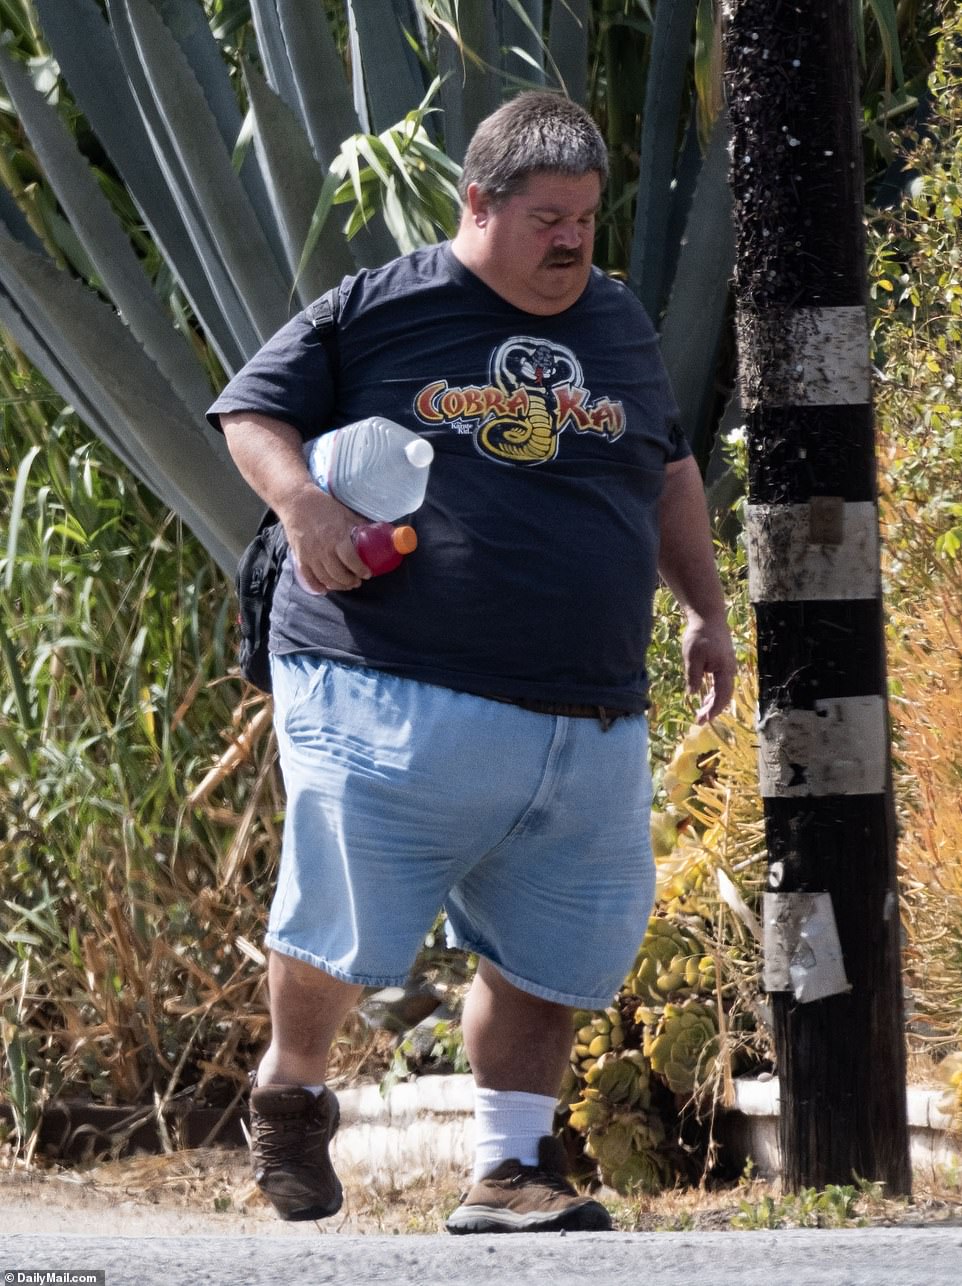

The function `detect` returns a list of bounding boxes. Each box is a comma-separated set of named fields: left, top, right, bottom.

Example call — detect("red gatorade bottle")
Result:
left=351, top=522, right=418, bottom=575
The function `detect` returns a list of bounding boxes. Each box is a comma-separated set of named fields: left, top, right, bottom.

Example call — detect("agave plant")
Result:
left=0, top=0, right=749, bottom=582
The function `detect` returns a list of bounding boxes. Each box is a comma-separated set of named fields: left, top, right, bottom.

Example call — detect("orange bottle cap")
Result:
left=392, top=525, right=418, bottom=555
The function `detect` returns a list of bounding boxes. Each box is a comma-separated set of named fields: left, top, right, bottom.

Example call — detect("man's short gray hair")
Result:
left=458, top=91, right=608, bottom=203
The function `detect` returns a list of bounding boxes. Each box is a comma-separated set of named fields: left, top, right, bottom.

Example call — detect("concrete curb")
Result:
left=332, top=1075, right=476, bottom=1186
left=718, top=1076, right=962, bottom=1179
left=331, top=1074, right=962, bottom=1187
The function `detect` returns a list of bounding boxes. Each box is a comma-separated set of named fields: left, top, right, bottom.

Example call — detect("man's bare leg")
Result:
left=447, top=957, right=611, bottom=1232
left=461, top=956, right=572, bottom=1093
left=256, top=950, right=363, bottom=1086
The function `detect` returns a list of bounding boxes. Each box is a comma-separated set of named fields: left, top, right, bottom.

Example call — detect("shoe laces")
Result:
left=254, top=1106, right=322, bottom=1167
left=509, top=1165, right=574, bottom=1194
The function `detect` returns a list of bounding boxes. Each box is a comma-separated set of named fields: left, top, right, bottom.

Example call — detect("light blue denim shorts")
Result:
left=267, top=654, right=655, bottom=1009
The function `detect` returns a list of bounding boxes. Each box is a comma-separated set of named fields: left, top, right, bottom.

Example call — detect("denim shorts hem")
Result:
left=452, top=938, right=621, bottom=1011
left=264, top=936, right=407, bottom=989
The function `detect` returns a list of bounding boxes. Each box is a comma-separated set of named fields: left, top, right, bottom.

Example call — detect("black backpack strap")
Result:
left=306, top=289, right=340, bottom=379
left=307, top=293, right=336, bottom=332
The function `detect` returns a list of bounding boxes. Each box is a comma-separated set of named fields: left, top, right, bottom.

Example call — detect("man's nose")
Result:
left=551, top=221, right=583, bottom=249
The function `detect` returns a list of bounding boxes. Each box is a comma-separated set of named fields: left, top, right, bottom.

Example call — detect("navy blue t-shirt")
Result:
left=208, top=243, right=688, bottom=710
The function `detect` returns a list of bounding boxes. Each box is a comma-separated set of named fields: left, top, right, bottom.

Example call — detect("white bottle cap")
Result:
left=405, top=437, right=434, bottom=469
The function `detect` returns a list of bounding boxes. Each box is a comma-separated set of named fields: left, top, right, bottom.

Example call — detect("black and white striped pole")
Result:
left=724, top=2, right=911, bottom=1192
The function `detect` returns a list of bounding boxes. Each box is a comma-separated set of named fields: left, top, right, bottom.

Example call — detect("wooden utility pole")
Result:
left=724, top=2, right=911, bottom=1193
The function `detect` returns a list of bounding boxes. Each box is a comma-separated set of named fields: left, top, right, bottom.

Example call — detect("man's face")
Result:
left=464, top=171, right=602, bottom=315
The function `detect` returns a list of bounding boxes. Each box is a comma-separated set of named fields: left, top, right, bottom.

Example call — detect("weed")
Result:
left=732, top=1183, right=874, bottom=1230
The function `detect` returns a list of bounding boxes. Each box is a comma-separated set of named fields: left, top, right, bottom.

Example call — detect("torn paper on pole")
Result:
left=762, top=891, right=851, bottom=1002
left=756, top=696, right=887, bottom=798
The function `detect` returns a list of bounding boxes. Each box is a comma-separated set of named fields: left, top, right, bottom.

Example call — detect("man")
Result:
left=209, top=91, right=735, bottom=1234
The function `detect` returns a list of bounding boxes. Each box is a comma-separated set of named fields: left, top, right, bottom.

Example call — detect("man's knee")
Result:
left=268, top=951, right=362, bottom=1016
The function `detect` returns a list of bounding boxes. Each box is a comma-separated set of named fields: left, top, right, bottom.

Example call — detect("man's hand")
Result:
left=278, top=482, right=370, bottom=594
left=220, top=412, right=371, bottom=594
left=682, top=611, right=736, bottom=724
left=658, top=456, right=737, bottom=723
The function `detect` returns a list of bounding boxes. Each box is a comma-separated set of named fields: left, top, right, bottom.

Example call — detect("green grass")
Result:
left=0, top=352, right=275, bottom=1128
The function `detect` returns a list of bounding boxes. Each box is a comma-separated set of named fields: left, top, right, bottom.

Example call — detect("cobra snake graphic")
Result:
left=478, top=339, right=580, bottom=464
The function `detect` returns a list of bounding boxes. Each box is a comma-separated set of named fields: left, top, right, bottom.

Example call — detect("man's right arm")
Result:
left=221, top=411, right=370, bottom=593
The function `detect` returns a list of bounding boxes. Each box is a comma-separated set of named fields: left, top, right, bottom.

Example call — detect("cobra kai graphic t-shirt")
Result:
left=208, top=243, right=689, bottom=710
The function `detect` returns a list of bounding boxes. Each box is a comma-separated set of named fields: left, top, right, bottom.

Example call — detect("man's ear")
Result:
left=466, top=182, right=493, bottom=226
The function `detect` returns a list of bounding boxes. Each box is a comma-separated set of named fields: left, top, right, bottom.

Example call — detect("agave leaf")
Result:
left=436, top=1, right=499, bottom=165
left=0, top=229, right=261, bottom=573
left=499, top=0, right=546, bottom=86
left=292, top=166, right=348, bottom=292
left=348, top=0, right=428, bottom=135
left=248, top=0, right=303, bottom=121
left=661, top=113, right=703, bottom=301
left=33, top=0, right=243, bottom=373
left=345, top=1, right=371, bottom=134
left=116, top=0, right=292, bottom=352
left=0, top=43, right=212, bottom=416
left=272, top=0, right=362, bottom=170
left=145, top=0, right=288, bottom=271
left=658, top=115, right=733, bottom=462
left=693, top=0, right=723, bottom=138
left=273, top=0, right=398, bottom=267
left=547, top=0, right=589, bottom=103
left=628, top=0, right=699, bottom=318
left=243, top=60, right=354, bottom=305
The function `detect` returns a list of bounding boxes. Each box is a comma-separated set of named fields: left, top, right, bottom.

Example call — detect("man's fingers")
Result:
left=694, top=662, right=736, bottom=724
left=335, top=534, right=372, bottom=581
left=695, top=680, right=731, bottom=724
left=684, top=634, right=714, bottom=694
left=685, top=651, right=706, bottom=694
left=295, top=529, right=371, bottom=593
left=683, top=625, right=736, bottom=724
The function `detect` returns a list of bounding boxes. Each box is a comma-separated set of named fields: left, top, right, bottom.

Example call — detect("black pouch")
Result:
left=235, top=509, right=286, bottom=693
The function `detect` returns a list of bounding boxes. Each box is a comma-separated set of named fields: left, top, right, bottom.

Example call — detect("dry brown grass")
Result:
left=2, top=1143, right=961, bottom=1236
left=888, top=566, right=962, bottom=1054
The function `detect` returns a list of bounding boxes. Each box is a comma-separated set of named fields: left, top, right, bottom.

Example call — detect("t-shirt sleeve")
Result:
left=666, top=417, right=691, bottom=463
left=206, top=306, right=336, bottom=439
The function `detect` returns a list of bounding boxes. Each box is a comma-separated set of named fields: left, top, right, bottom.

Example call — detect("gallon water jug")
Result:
left=305, top=417, right=433, bottom=522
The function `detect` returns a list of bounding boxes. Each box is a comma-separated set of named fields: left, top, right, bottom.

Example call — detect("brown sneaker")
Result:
left=249, top=1083, right=343, bottom=1221
left=445, top=1135, right=612, bottom=1234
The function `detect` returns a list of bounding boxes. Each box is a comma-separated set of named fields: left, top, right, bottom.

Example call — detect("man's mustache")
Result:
left=542, top=250, right=582, bottom=267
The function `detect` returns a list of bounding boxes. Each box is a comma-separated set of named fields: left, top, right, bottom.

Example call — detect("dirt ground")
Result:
left=2, top=1145, right=962, bottom=1239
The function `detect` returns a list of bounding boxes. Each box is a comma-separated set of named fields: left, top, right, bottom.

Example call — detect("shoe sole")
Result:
left=446, top=1203, right=612, bottom=1235
left=275, top=1184, right=344, bottom=1222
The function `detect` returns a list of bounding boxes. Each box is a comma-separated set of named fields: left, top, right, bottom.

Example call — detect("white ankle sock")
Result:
left=472, top=1087, right=557, bottom=1182
left=303, top=1084, right=326, bottom=1098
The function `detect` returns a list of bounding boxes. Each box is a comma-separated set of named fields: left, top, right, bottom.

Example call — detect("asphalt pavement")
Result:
left=3, top=1227, right=961, bottom=1286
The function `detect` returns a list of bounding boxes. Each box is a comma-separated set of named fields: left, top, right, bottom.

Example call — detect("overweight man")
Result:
left=209, top=90, right=735, bottom=1234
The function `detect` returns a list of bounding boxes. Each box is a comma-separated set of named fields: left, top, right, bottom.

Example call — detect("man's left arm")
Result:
left=658, top=455, right=737, bottom=723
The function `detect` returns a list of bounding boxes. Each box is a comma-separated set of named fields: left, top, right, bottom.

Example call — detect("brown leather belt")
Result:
left=487, top=694, right=634, bottom=731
